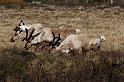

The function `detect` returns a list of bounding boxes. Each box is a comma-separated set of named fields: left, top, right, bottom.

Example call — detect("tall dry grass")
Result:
left=0, top=0, right=23, bottom=4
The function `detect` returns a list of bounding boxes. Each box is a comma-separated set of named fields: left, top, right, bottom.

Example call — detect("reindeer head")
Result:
left=10, top=20, right=28, bottom=42
left=100, top=36, right=106, bottom=42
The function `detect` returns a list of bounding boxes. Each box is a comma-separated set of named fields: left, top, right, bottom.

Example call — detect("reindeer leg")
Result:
left=82, top=47, right=86, bottom=55
left=34, top=44, right=40, bottom=52
left=97, top=46, right=101, bottom=51
left=91, top=46, right=101, bottom=52
left=48, top=46, right=53, bottom=54
left=66, top=48, right=73, bottom=55
left=97, top=46, right=102, bottom=54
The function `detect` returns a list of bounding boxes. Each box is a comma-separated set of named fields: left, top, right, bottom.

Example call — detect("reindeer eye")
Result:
left=22, top=23, right=25, bottom=25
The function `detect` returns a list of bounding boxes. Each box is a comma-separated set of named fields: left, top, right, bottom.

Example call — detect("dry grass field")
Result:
left=0, top=5, right=124, bottom=82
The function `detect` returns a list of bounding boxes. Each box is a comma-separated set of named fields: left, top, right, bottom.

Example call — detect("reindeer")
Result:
left=24, top=26, right=81, bottom=51
left=10, top=20, right=43, bottom=43
left=54, top=34, right=106, bottom=54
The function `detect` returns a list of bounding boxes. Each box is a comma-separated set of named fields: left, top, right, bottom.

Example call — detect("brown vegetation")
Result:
left=0, top=0, right=23, bottom=4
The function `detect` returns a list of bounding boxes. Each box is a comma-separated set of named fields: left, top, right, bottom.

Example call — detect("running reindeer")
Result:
left=52, top=34, right=106, bottom=54
left=11, top=20, right=80, bottom=51
left=10, top=20, right=43, bottom=43
left=24, top=26, right=80, bottom=51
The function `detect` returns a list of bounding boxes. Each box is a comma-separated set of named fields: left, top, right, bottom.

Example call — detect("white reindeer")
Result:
left=25, top=26, right=81, bottom=50
left=55, top=34, right=106, bottom=54
left=10, top=20, right=43, bottom=42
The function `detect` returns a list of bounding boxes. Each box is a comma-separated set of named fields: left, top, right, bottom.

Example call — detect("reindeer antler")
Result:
left=27, top=29, right=35, bottom=41
left=24, top=29, right=35, bottom=49
left=22, top=28, right=28, bottom=41
left=49, top=32, right=61, bottom=48
left=24, top=29, right=42, bottom=49
left=52, top=32, right=56, bottom=42
left=48, top=32, right=56, bottom=46
left=52, top=33, right=61, bottom=47
left=32, top=32, right=41, bottom=39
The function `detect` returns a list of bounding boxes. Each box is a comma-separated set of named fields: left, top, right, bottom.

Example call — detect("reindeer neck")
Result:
left=26, top=24, right=34, bottom=30
left=96, top=38, right=101, bottom=43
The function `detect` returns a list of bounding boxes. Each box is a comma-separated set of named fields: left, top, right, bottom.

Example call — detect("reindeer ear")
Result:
left=20, top=20, right=23, bottom=23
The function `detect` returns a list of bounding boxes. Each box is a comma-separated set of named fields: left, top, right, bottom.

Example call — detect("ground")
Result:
left=0, top=5, right=124, bottom=82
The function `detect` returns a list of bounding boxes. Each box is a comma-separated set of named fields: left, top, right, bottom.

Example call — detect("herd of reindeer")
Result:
left=10, top=20, right=106, bottom=54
